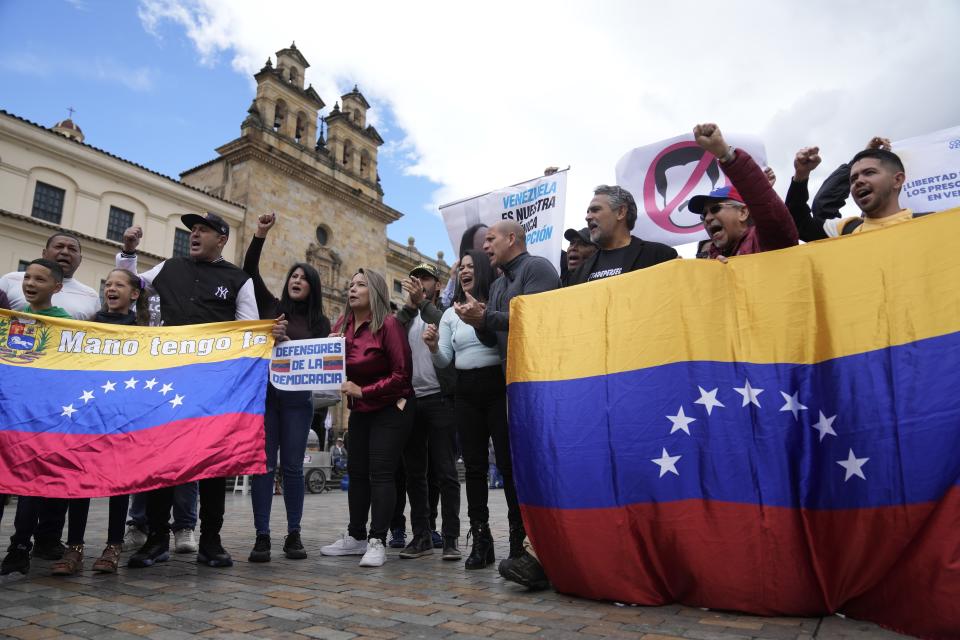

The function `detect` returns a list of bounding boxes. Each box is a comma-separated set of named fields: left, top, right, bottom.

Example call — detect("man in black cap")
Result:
left=394, top=263, right=461, bottom=561
left=561, top=227, right=598, bottom=286
left=116, top=212, right=278, bottom=568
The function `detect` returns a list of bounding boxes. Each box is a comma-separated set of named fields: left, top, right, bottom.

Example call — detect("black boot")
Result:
left=197, top=533, right=233, bottom=568
left=464, top=522, right=495, bottom=570
left=248, top=533, right=271, bottom=563
left=499, top=550, right=550, bottom=591
left=0, top=542, right=31, bottom=575
left=507, top=522, right=526, bottom=559
left=127, top=532, right=170, bottom=568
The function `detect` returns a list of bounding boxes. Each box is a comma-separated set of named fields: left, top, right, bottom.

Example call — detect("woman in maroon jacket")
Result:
left=320, top=268, right=414, bottom=567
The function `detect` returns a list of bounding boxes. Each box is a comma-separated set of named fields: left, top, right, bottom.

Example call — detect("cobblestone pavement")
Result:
left=0, top=490, right=907, bottom=639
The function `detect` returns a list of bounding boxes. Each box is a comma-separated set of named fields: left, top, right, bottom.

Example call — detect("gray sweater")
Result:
left=483, top=251, right=559, bottom=361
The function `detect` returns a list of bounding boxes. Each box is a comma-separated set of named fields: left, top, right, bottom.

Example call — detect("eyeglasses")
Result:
left=699, top=201, right=744, bottom=221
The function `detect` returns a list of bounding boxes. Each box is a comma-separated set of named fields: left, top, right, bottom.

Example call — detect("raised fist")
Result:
left=866, top=136, right=892, bottom=151
left=255, top=213, right=276, bottom=238
left=793, top=146, right=822, bottom=181
left=693, top=123, right=731, bottom=159
left=122, top=226, right=143, bottom=253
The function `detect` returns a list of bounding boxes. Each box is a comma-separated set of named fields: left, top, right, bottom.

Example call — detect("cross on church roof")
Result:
left=67, top=106, right=75, bottom=118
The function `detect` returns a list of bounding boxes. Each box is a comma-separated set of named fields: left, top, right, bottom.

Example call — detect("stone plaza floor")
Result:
left=0, top=489, right=908, bottom=639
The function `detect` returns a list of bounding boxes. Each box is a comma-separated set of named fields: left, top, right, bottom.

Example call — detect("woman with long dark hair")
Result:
left=320, top=268, right=414, bottom=567
left=423, top=250, right=509, bottom=571
left=440, top=223, right=489, bottom=307
left=244, top=213, right=330, bottom=563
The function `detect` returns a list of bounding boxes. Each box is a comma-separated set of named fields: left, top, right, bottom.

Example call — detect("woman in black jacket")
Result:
left=243, top=213, right=330, bottom=563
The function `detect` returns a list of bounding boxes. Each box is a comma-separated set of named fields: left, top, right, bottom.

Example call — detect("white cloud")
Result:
left=136, top=0, right=960, bottom=241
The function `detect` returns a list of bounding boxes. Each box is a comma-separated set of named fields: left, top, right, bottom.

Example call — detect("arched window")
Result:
left=289, top=67, right=298, bottom=85
left=295, top=112, right=306, bottom=143
left=315, top=225, right=330, bottom=246
left=273, top=100, right=287, bottom=132
left=342, top=139, right=353, bottom=168
left=360, top=150, right=370, bottom=177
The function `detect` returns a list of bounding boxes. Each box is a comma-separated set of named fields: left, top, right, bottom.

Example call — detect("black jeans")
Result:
left=347, top=399, right=415, bottom=543
left=64, top=496, right=130, bottom=545
left=403, top=393, right=460, bottom=538
left=31, top=496, right=67, bottom=544
left=455, top=366, right=521, bottom=529
left=146, top=478, right=226, bottom=539
left=390, top=462, right=406, bottom=531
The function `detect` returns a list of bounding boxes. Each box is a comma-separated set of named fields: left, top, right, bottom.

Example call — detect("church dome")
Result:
left=52, top=118, right=84, bottom=142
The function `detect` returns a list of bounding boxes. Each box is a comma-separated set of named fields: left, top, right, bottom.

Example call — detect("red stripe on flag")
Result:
left=523, top=489, right=960, bottom=639
left=0, top=412, right=266, bottom=498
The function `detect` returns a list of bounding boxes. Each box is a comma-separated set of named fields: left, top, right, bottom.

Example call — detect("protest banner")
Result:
left=507, top=209, right=960, bottom=640
left=440, top=170, right=567, bottom=270
left=0, top=312, right=274, bottom=498
left=269, top=337, right=345, bottom=391
left=615, top=133, right=767, bottom=247
left=894, top=124, right=960, bottom=213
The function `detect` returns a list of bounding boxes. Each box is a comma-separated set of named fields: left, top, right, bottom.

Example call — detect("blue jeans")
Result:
left=488, top=463, right=503, bottom=488
left=251, top=387, right=313, bottom=535
left=128, top=482, right=198, bottom=532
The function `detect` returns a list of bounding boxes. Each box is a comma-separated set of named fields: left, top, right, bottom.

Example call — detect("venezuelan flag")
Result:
left=0, top=314, right=274, bottom=498
left=322, top=355, right=343, bottom=371
left=507, top=209, right=960, bottom=639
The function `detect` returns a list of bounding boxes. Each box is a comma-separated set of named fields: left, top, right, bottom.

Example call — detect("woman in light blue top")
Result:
left=423, top=250, right=519, bottom=572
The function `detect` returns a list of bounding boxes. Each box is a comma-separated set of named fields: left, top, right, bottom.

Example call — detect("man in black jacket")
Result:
left=117, top=212, right=283, bottom=570
left=394, top=263, right=460, bottom=561
left=565, top=185, right=678, bottom=286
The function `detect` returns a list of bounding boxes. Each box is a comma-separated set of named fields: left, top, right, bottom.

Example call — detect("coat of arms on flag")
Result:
left=0, top=315, right=50, bottom=364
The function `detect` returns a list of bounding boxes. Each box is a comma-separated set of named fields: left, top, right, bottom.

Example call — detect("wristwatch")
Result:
left=719, top=146, right=736, bottom=164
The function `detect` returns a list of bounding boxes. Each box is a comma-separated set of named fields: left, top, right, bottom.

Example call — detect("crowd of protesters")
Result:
left=0, top=122, right=929, bottom=591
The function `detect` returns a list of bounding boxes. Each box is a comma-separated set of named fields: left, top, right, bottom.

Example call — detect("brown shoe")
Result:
left=50, top=544, right=83, bottom=576
left=92, top=543, right=122, bottom=574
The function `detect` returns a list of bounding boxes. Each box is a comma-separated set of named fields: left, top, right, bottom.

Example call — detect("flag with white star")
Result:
left=0, top=312, right=275, bottom=498
left=505, top=210, right=960, bottom=639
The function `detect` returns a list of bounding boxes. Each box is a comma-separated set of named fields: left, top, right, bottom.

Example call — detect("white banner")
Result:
left=439, top=170, right=567, bottom=270
left=269, top=337, right=345, bottom=391
left=894, top=125, right=960, bottom=213
left=615, top=133, right=767, bottom=247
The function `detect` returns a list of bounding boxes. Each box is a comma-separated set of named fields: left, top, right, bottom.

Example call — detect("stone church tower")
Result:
left=180, top=42, right=403, bottom=321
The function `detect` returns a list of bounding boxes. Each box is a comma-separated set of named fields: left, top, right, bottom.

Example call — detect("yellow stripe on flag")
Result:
left=508, top=209, right=960, bottom=384
left=0, top=313, right=275, bottom=371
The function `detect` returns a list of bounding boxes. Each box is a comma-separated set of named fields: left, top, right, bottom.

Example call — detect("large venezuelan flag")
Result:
left=0, top=313, right=274, bottom=498
left=507, top=210, right=960, bottom=639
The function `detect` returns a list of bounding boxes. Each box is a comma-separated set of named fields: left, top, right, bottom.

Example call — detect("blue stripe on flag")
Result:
left=508, top=331, right=960, bottom=511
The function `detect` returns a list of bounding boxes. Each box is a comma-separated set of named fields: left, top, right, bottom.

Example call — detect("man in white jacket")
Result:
left=0, top=233, right=98, bottom=320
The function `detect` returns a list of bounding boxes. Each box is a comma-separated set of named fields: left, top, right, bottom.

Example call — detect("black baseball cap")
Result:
left=564, top=227, right=596, bottom=246
left=181, top=212, right=230, bottom=237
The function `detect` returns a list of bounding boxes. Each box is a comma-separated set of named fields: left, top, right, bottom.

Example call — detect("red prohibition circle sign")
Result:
left=641, top=141, right=731, bottom=235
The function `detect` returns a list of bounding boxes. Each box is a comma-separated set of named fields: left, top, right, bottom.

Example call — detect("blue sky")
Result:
left=0, top=1, right=450, bottom=258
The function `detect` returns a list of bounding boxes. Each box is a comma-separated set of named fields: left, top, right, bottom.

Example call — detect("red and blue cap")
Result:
left=687, top=185, right=744, bottom=215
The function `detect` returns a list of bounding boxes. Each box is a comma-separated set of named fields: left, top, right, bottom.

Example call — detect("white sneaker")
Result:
left=173, top=529, right=198, bottom=553
left=122, top=525, right=147, bottom=552
left=320, top=533, right=367, bottom=556
left=359, top=538, right=386, bottom=567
